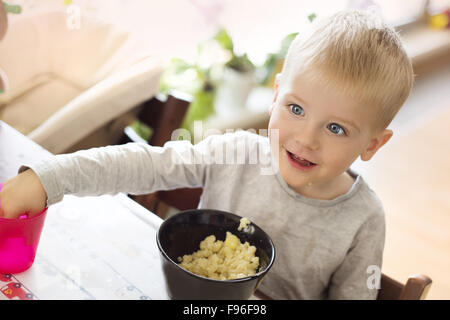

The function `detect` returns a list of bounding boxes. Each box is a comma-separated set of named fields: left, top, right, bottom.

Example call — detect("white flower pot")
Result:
left=214, top=67, right=255, bottom=118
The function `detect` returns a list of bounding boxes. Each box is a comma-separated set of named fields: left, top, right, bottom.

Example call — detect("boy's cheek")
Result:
left=268, top=111, right=295, bottom=148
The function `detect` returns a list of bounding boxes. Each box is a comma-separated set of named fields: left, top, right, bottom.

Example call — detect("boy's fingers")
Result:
left=2, top=208, right=17, bottom=219
left=27, top=209, right=44, bottom=218
left=0, top=204, right=24, bottom=219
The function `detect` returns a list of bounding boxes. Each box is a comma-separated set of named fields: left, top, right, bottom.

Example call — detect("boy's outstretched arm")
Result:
left=0, top=132, right=232, bottom=219
left=0, top=135, right=219, bottom=219
left=0, top=169, right=47, bottom=219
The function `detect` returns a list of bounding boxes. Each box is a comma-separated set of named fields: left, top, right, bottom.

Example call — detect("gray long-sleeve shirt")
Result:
left=24, top=130, right=385, bottom=299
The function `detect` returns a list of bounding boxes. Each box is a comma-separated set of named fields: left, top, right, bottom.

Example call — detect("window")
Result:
left=214, top=0, right=432, bottom=64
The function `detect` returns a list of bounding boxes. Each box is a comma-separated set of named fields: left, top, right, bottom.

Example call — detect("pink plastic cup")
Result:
left=0, top=183, right=48, bottom=273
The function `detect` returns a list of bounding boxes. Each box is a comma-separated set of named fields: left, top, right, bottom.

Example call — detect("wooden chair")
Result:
left=253, top=273, right=432, bottom=300
left=376, top=273, right=432, bottom=300
left=121, top=91, right=203, bottom=218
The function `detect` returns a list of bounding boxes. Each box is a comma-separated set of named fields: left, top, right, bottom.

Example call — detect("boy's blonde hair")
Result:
left=280, top=10, right=414, bottom=131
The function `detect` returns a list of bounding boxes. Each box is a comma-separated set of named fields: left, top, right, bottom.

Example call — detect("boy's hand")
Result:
left=0, top=169, right=47, bottom=219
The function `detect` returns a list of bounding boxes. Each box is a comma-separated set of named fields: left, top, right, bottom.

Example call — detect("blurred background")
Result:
left=0, top=0, right=449, bottom=299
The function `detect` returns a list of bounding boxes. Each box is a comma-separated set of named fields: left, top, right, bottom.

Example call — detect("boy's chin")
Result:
left=279, top=170, right=312, bottom=189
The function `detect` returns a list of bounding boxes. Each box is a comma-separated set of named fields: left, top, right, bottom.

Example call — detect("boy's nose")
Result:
left=293, top=126, right=319, bottom=151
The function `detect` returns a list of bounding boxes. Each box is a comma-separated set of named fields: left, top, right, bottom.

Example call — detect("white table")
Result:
left=1, top=121, right=168, bottom=300
left=0, top=193, right=168, bottom=300
left=2, top=193, right=169, bottom=300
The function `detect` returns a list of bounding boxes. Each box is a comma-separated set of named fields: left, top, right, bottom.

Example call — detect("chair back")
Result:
left=377, top=273, right=432, bottom=300
left=123, top=91, right=203, bottom=217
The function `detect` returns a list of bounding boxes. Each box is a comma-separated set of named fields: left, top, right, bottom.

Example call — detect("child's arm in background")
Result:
left=0, top=135, right=220, bottom=219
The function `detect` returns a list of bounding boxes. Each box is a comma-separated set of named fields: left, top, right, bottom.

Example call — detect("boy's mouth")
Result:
left=286, top=150, right=317, bottom=170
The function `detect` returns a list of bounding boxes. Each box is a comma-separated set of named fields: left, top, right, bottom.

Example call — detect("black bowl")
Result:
left=156, top=209, right=276, bottom=300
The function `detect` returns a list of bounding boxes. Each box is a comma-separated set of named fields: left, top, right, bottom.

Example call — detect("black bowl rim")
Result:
left=156, top=209, right=276, bottom=284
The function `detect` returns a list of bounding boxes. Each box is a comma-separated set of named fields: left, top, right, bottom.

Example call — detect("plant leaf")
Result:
left=214, top=28, right=234, bottom=52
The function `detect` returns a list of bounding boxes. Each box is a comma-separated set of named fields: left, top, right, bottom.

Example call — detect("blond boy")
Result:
left=0, top=10, right=413, bottom=299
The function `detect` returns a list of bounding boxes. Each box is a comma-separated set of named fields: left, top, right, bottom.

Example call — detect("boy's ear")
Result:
left=360, top=129, right=393, bottom=161
left=269, top=73, right=281, bottom=115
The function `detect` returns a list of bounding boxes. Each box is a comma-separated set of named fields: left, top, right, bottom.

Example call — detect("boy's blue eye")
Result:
left=289, top=104, right=304, bottom=116
left=328, top=123, right=346, bottom=136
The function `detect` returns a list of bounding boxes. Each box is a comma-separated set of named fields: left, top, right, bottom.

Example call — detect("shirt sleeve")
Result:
left=22, top=134, right=222, bottom=206
left=327, top=211, right=386, bottom=300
